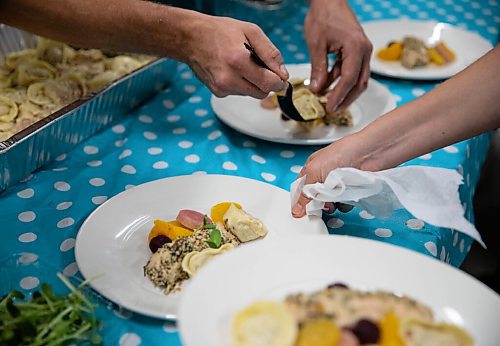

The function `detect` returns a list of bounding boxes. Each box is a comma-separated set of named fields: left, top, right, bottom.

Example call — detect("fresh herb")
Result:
left=198, top=214, right=222, bottom=248
left=206, top=228, right=222, bottom=249
left=0, top=273, right=102, bottom=346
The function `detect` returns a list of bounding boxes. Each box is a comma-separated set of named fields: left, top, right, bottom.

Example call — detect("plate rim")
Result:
left=362, top=18, right=494, bottom=80
left=178, top=234, right=500, bottom=345
left=74, top=174, right=328, bottom=320
left=211, top=64, right=397, bottom=145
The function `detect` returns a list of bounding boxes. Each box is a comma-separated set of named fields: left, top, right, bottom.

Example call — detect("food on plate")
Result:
left=232, top=283, right=473, bottom=346
left=233, top=301, right=298, bottom=346
left=176, top=209, right=212, bottom=230
left=182, top=243, right=234, bottom=276
left=223, top=203, right=268, bottom=242
left=144, top=203, right=268, bottom=294
left=0, top=37, right=154, bottom=141
left=210, top=201, right=242, bottom=223
left=376, top=36, right=456, bottom=69
left=147, top=220, right=194, bottom=252
left=259, top=78, right=353, bottom=129
left=0, top=273, right=101, bottom=345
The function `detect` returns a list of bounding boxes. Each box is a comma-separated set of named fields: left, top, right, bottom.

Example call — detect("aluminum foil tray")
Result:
left=0, top=24, right=177, bottom=192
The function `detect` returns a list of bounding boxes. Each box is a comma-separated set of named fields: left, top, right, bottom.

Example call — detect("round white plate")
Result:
left=178, top=236, right=500, bottom=346
left=363, top=19, right=493, bottom=80
left=211, top=64, right=396, bottom=145
left=75, top=175, right=327, bottom=320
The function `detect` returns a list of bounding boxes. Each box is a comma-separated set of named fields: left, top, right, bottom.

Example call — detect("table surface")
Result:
left=0, top=0, right=498, bottom=345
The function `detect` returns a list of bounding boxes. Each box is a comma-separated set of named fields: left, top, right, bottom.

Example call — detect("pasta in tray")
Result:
left=0, top=38, right=154, bottom=141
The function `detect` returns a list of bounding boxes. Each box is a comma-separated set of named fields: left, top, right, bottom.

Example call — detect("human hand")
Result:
left=291, top=134, right=365, bottom=218
left=305, top=0, right=372, bottom=112
left=186, top=15, right=289, bottom=99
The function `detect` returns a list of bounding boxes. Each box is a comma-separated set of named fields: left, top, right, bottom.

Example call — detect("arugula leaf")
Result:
left=206, top=229, right=222, bottom=249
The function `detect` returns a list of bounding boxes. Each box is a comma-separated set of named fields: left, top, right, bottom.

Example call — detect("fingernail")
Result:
left=280, top=64, right=289, bottom=78
left=272, top=81, right=287, bottom=92
left=292, top=203, right=304, bottom=216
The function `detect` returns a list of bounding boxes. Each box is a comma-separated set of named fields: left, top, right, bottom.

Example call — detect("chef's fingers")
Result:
left=325, top=49, right=363, bottom=113
left=307, top=38, right=329, bottom=93
left=336, top=49, right=371, bottom=110
left=244, top=24, right=289, bottom=81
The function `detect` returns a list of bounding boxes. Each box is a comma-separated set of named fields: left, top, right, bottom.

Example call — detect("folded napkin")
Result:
left=290, top=166, right=484, bottom=247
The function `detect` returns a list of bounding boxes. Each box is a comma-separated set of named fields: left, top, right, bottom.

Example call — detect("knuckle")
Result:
left=214, top=73, right=231, bottom=90
left=211, top=85, right=226, bottom=98
left=247, top=23, right=262, bottom=35
left=268, top=46, right=281, bottom=61
left=303, top=160, right=320, bottom=175
left=226, top=51, right=244, bottom=70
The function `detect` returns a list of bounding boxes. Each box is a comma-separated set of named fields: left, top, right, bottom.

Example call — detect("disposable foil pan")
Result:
left=0, top=24, right=177, bottom=192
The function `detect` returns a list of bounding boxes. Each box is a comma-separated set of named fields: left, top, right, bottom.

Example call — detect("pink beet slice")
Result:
left=176, top=209, right=212, bottom=230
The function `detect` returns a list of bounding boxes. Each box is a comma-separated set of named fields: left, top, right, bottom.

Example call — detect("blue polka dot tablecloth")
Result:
left=0, top=1, right=498, bottom=345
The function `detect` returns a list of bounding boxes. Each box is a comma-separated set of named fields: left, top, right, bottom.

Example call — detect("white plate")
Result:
left=363, top=19, right=493, bottom=80
left=178, top=236, right=500, bottom=346
left=75, top=175, right=327, bottom=320
left=211, top=64, right=396, bottom=145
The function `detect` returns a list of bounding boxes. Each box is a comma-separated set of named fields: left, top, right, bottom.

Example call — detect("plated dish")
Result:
left=144, top=203, right=268, bottom=294
left=178, top=236, right=500, bottom=346
left=260, top=78, right=353, bottom=128
left=363, top=20, right=493, bottom=80
left=0, top=37, right=153, bottom=141
left=75, top=175, right=327, bottom=320
left=377, top=36, right=456, bottom=69
left=233, top=284, right=472, bottom=346
left=211, top=64, right=396, bottom=145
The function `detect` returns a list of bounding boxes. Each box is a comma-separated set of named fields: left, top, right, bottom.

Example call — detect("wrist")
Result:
left=347, top=115, right=410, bottom=172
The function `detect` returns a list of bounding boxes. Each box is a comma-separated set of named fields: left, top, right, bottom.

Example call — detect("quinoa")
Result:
left=144, top=224, right=241, bottom=294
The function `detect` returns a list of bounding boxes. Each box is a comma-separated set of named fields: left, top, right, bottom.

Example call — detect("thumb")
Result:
left=292, top=192, right=311, bottom=218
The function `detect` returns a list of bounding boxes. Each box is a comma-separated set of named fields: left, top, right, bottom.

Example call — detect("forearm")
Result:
left=356, top=46, right=500, bottom=171
left=0, top=0, right=201, bottom=62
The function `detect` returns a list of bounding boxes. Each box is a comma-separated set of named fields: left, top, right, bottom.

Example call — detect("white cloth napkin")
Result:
left=290, top=166, right=484, bottom=247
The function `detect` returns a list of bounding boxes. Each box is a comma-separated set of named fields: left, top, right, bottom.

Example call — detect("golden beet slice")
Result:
left=147, top=220, right=193, bottom=243
left=210, top=202, right=242, bottom=223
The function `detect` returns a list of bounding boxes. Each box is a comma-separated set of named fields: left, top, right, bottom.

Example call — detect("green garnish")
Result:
left=197, top=214, right=222, bottom=248
left=0, top=273, right=102, bottom=346
left=206, top=228, right=222, bottom=249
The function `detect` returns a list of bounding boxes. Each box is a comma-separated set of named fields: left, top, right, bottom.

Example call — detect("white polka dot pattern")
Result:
left=148, top=147, right=163, bottom=155
left=18, top=211, right=36, bottom=223
left=327, top=218, right=344, bottom=229
left=60, top=238, right=76, bottom=252
left=54, top=181, right=71, bottom=191
left=1, top=2, right=494, bottom=343
left=17, top=188, right=34, bottom=198
left=375, top=228, right=393, bottom=238
left=20, top=276, right=39, bottom=290
left=18, top=232, right=37, bottom=243
left=119, top=333, right=142, bottom=346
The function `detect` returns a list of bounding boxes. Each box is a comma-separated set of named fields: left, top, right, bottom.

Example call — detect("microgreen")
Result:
left=0, top=273, right=102, bottom=345
left=206, top=229, right=222, bottom=249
